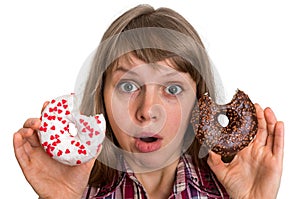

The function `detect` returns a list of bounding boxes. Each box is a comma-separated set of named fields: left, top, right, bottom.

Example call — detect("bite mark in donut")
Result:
left=191, top=89, right=258, bottom=162
left=38, top=94, right=106, bottom=165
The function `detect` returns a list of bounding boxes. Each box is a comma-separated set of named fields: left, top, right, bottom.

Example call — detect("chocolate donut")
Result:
left=191, top=89, right=258, bottom=162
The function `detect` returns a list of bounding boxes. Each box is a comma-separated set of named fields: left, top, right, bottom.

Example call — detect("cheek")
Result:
left=164, top=99, right=194, bottom=136
left=110, top=98, right=130, bottom=121
left=104, top=86, right=134, bottom=133
left=105, top=104, right=132, bottom=150
left=110, top=98, right=138, bottom=137
left=164, top=106, right=184, bottom=134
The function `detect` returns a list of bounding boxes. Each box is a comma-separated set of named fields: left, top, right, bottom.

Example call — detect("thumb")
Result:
left=207, top=151, right=227, bottom=180
left=41, top=101, right=50, bottom=114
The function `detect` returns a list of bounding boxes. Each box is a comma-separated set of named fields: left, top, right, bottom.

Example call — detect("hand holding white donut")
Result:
left=38, top=93, right=106, bottom=165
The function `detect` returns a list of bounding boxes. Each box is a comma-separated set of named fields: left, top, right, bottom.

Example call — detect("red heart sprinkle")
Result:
left=65, top=149, right=70, bottom=154
left=57, top=150, right=63, bottom=156
left=76, top=160, right=81, bottom=164
left=65, top=110, right=70, bottom=115
left=57, top=102, right=62, bottom=106
left=48, top=115, right=56, bottom=120
left=39, top=126, right=47, bottom=132
left=50, top=125, right=56, bottom=130
left=62, top=99, right=67, bottom=104
left=78, top=150, right=87, bottom=155
left=86, top=141, right=91, bottom=145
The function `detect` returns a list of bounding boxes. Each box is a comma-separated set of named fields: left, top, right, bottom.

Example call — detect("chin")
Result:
left=124, top=146, right=182, bottom=173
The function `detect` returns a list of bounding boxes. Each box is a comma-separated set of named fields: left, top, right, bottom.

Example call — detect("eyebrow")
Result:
left=113, top=66, right=183, bottom=78
left=113, top=66, right=139, bottom=76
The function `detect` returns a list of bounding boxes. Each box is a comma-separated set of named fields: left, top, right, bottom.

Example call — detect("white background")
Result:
left=1, top=0, right=299, bottom=198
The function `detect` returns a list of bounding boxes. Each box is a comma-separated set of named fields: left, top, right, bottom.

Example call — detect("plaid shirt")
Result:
left=82, top=154, right=229, bottom=199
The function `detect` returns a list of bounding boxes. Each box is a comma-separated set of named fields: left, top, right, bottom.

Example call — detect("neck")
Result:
left=134, top=158, right=179, bottom=199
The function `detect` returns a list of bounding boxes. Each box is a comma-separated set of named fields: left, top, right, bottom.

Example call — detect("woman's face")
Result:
left=104, top=55, right=196, bottom=171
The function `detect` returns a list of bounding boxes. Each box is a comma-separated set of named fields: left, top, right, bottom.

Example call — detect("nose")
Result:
left=135, top=85, right=161, bottom=123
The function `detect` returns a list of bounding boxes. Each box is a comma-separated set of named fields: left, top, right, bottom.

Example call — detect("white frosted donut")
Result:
left=38, top=93, right=106, bottom=165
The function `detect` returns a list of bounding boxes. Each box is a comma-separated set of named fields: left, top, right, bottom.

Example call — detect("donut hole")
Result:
left=217, top=114, right=229, bottom=127
left=68, top=122, right=78, bottom=136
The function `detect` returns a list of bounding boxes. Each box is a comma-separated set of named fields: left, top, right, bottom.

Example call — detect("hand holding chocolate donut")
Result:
left=191, top=89, right=258, bottom=162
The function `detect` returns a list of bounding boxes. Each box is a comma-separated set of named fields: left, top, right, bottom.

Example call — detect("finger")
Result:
left=264, top=107, right=277, bottom=150
left=273, top=121, right=284, bottom=157
left=253, top=103, right=268, bottom=146
left=207, top=151, right=227, bottom=180
left=16, top=127, right=35, bottom=140
left=23, top=118, right=41, bottom=129
left=13, top=132, right=30, bottom=168
left=17, top=127, right=41, bottom=147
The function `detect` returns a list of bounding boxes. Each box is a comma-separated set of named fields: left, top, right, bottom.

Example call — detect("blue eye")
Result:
left=118, top=82, right=138, bottom=93
left=165, top=85, right=183, bottom=95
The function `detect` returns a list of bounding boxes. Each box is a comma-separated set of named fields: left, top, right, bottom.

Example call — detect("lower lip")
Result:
left=134, top=138, right=162, bottom=153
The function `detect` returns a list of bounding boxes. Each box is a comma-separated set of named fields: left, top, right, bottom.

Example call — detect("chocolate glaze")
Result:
left=191, top=89, right=258, bottom=162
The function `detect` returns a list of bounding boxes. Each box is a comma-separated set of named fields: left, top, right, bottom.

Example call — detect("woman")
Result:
left=13, top=4, right=284, bottom=199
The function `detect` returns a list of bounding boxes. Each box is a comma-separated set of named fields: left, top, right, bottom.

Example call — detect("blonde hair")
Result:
left=80, top=4, right=217, bottom=186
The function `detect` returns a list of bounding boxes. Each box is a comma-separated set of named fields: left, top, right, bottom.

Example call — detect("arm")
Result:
left=207, top=104, right=284, bottom=199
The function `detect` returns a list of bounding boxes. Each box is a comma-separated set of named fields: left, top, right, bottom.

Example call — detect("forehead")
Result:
left=110, top=54, right=195, bottom=84
left=113, top=53, right=176, bottom=71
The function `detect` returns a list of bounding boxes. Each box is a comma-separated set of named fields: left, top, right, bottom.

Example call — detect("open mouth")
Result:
left=134, top=135, right=162, bottom=152
left=139, top=137, right=159, bottom=143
